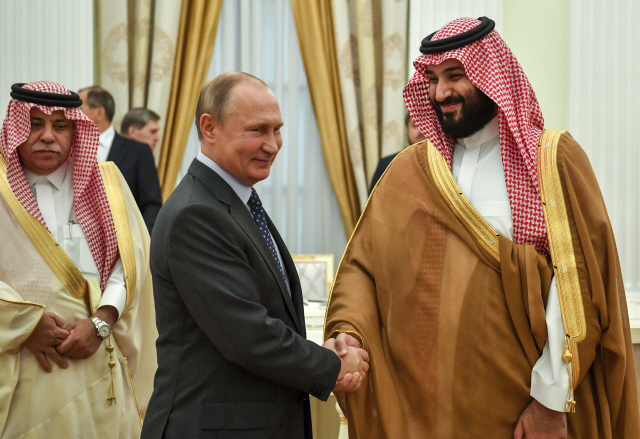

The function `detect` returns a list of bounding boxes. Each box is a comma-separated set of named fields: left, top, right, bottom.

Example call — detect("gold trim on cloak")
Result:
left=0, top=154, right=89, bottom=300
left=537, top=130, right=586, bottom=392
left=425, top=141, right=501, bottom=262
left=99, top=162, right=136, bottom=314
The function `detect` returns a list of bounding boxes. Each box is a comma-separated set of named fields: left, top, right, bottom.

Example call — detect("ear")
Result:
left=127, top=126, right=137, bottom=138
left=200, top=114, right=218, bottom=143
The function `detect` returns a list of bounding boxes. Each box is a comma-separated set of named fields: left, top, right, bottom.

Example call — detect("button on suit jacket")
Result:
left=141, top=158, right=341, bottom=439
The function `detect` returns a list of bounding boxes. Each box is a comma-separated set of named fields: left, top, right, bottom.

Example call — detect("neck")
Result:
left=97, top=121, right=111, bottom=133
left=458, top=116, right=500, bottom=148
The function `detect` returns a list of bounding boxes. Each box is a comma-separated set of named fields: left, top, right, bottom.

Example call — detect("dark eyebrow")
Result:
left=425, top=66, right=466, bottom=76
left=29, top=117, right=69, bottom=123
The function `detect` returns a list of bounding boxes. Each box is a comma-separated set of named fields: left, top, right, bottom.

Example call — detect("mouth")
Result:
left=33, top=150, right=60, bottom=155
left=439, top=103, right=461, bottom=114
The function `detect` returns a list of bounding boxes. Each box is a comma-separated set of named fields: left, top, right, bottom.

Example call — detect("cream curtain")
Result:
left=332, top=0, right=408, bottom=206
left=156, top=0, right=223, bottom=200
left=290, top=0, right=360, bottom=237
left=99, top=0, right=181, bottom=159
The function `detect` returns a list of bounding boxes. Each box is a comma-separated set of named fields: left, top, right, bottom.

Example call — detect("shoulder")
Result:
left=114, top=133, right=153, bottom=155
left=545, top=131, right=593, bottom=175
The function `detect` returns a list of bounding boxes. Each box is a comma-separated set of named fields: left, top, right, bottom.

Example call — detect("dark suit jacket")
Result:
left=368, top=152, right=399, bottom=194
left=107, top=132, right=162, bottom=233
left=141, top=159, right=341, bottom=439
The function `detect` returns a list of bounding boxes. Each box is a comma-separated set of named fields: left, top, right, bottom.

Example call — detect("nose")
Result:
left=263, top=131, right=281, bottom=154
left=40, top=124, right=55, bottom=143
left=433, top=80, right=453, bottom=103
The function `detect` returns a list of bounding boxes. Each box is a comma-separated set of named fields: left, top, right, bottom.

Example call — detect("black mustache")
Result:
left=435, top=95, right=464, bottom=108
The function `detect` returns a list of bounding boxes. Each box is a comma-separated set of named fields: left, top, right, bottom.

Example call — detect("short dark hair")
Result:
left=121, top=108, right=160, bottom=134
left=195, top=71, right=267, bottom=141
left=79, top=86, right=116, bottom=122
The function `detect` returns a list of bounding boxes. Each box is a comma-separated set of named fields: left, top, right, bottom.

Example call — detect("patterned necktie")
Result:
left=247, top=188, right=286, bottom=283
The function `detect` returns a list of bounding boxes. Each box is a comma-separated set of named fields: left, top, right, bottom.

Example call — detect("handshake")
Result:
left=323, top=333, right=370, bottom=393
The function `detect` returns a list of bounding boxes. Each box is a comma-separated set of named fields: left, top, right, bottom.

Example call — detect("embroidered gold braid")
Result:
left=537, top=130, right=586, bottom=410
left=0, top=154, right=88, bottom=299
left=99, top=162, right=136, bottom=313
left=425, top=141, right=500, bottom=262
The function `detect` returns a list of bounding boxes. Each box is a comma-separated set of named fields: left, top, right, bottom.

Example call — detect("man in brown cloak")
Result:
left=325, top=16, right=640, bottom=438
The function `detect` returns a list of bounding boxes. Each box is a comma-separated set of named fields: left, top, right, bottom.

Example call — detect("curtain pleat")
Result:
left=332, top=0, right=408, bottom=204
left=99, top=0, right=181, bottom=161
left=157, top=0, right=224, bottom=200
left=290, top=0, right=360, bottom=237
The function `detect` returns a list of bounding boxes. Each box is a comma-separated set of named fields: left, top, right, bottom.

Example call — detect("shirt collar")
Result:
left=457, top=116, right=500, bottom=149
left=24, top=158, right=70, bottom=191
left=196, top=151, right=252, bottom=204
left=99, top=125, right=115, bottom=148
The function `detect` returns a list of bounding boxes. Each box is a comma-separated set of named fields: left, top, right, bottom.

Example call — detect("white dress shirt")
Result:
left=97, top=125, right=115, bottom=163
left=196, top=152, right=290, bottom=293
left=452, top=118, right=569, bottom=412
left=24, top=159, right=126, bottom=318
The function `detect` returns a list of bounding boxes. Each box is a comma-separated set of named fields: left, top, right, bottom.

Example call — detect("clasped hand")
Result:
left=24, top=310, right=109, bottom=372
left=323, top=333, right=370, bottom=393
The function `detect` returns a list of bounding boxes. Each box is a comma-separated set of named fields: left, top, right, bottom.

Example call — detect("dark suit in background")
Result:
left=368, top=152, right=399, bottom=194
left=141, top=159, right=341, bottom=439
left=107, top=132, right=162, bottom=233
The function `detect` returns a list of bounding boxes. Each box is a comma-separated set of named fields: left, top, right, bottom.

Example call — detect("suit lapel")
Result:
left=188, top=160, right=302, bottom=333
left=268, top=217, right=306, bottom=337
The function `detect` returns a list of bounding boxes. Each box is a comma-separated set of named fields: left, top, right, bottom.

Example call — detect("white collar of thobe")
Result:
left=24, top=159, right=69, bottom=190
left=99, top=125, right=115, bottom=149
left=457, top=116, right=500, bottom=149
left=196, top=151, right=252, bottom=205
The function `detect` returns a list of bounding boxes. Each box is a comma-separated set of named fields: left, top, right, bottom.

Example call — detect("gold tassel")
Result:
left=564, top=335, right=575, bottom=413
left=106, top=339, right=117, bottom=404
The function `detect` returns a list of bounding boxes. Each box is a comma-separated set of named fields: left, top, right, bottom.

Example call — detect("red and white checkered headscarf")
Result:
left=404, top=17, right=549, bottom=256
left=0, top=81, right=118, bottom=290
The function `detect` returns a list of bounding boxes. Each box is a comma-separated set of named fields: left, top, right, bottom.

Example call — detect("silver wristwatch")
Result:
left=89, top=316, right=112, bottom=339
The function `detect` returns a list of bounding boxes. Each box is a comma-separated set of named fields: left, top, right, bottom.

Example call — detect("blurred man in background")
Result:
left=78, top=86, right=162, bottom=233
left=121, top=107, right=161, bottom=151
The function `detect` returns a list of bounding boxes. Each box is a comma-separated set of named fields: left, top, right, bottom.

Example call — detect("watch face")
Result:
left=98, top=325, right=111, bottom=338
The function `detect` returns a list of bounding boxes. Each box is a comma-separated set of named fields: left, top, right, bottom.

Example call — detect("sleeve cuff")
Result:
left=98, top=285, right=126, bottom=320
left=97, top=258, right=126, bottom=319
left=530, top=368, right=570, bottom=412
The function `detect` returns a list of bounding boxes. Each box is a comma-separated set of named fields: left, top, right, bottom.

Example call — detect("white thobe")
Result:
left=23, top=159, right=126, bottom=317
left=452, top=117, right=570, bottom=412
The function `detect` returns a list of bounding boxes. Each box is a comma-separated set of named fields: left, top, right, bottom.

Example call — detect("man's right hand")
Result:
left=324, top=337, right=370, bottom=393
left=23, top=312, right=69, bottom=372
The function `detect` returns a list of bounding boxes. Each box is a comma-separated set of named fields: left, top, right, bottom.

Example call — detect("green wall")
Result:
left=502, top=0, right=569, bottom=129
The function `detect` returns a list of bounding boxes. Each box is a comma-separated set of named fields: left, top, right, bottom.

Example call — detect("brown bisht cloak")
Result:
left=324, top=131, right=639, bottom=438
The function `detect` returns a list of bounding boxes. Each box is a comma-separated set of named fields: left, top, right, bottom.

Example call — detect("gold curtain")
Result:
left=157, top=0, right=224, bottom=200
left=290, top=0, right=360, bottom=237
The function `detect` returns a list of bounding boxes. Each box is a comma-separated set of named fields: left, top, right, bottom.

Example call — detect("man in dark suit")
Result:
left=141, top=72, right=369, bottom=439
left=78, top=87, right=162, bottom=233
